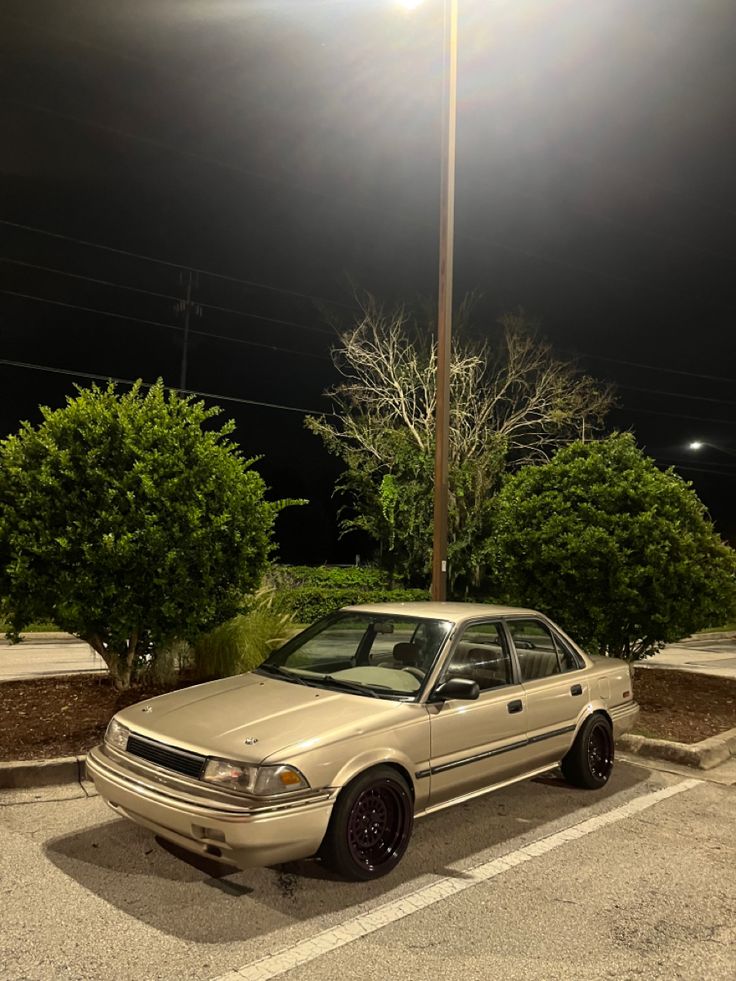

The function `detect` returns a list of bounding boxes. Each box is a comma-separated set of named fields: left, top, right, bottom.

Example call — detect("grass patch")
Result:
left=698, top=622, right=736, bottom=633
left=0, top=621, right=60, bottom=634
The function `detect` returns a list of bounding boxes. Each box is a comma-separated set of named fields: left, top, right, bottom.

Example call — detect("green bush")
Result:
left=0, top=380, right=295, bottom=688
left=266, top=565, right=391, bottom=592
left=281, top=587, right=428, bottom=624
left=487, top=433, right=736, bottom=660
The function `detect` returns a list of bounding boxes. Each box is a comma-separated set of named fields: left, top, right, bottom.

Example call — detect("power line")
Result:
left=2, top=91, right=724, bottom=305
left=616, top=383, right=736, bottom=409
left=0, top=358, right=325, bottom=415
left=514, top=186, right=736, bottom=269
left=11, top=10, right=736, bottom=246
left=0, top=288, right=178, bottom=331
left=0, top=289, right=330, bottom=361
left=0, top=217, right=356, bottom=311
left=658, top=454, right=736, bottom=471
left=0, top=256, right=181, bottom=302
left=0, top=254, right=336, bottom=336
left=612, top=405, right=736, bottom=427
left=567, top=349, right=736, bottom=386
left=196, top=300, right=333, bottom=337
left=658, top=462, right=736, bottom=479
left=6, top=251, right=732, bottom=381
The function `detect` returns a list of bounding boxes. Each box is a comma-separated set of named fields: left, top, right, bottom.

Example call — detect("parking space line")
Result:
left=213, top=778, right=701, bottom=981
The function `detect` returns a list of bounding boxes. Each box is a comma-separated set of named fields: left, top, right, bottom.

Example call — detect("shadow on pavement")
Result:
left=44, top=762, right=650, bottom=944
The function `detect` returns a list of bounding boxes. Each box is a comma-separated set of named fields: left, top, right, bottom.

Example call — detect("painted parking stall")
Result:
left=214, top=778, right=701, bottom=981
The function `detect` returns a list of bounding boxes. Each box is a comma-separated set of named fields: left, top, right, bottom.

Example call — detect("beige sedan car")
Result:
left=87, top=602, right=639, bottom=881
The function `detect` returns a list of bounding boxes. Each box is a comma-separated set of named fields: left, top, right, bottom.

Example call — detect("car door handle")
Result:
left=570, top=684, right=583, bottom=696
left=507, top=699, right=523, bottom=714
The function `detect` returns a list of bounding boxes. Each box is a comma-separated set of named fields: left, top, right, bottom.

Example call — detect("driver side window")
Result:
left=444, top=621, right=512, bottom=691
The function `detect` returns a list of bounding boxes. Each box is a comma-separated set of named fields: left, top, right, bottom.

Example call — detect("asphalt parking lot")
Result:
left=1, top=758, right=734, bottom=981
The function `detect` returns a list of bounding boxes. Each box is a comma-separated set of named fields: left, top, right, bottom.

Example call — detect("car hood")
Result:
left=114, top=672, right=407, bottom=764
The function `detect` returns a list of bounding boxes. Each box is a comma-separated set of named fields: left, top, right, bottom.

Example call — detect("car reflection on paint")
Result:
left=86, top=602, right=639, bottom=880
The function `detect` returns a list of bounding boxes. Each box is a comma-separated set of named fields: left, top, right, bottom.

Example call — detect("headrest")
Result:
left=392, top=642, right=419, bottom=665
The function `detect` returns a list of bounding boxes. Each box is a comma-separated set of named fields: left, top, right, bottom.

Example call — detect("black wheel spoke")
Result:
left=587, top=723, right=613, bottom=781
left=560, top=715, right=615, bottom=790
left=346, top=781, right=409, bottom=873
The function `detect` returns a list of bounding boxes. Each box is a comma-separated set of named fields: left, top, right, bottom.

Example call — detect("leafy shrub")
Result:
left=487, top=433, right=736, bottom=660
left=266, top=565, right=391, bottom=592
left=282, top=587, right=428, bottom=624
left=0, top=381, right=294, bottom=688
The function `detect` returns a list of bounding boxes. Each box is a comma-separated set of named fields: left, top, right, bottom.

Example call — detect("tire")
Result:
left=321, top=766, right=414, bottom=881
left=561, top=714, right=614, bottom=789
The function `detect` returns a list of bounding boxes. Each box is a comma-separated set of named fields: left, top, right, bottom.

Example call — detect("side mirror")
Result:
left=431, top=677, right=480, bottom=702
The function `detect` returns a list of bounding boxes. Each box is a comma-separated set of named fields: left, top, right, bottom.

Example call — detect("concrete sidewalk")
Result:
left=2, top=633, right=735, bottom=788
left=0, top=633, right=105, bottom=681
left=2, top=630, right=736, bottom=682
left=639, top=636, right=736, bottom=680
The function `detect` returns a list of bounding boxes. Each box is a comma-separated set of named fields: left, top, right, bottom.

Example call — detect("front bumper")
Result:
left=86, top=744, right=335, bottom=869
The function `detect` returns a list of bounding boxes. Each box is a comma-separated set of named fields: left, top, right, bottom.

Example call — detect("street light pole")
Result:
left=431, top=0, right=458, bottom=602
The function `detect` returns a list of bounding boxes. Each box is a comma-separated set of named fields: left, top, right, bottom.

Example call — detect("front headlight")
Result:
left=202, top=759, right=310, bottom=796
left=104, top=717, right=130, bottom=751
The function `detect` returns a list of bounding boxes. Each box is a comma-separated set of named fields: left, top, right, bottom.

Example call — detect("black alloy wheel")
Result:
left=321, top=766, right=414, bottom=881
left=561, top=714, right=614, bottom=790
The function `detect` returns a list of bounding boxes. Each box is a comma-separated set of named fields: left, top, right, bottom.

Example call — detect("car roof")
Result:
left=343, top=601, right=542, bottom=624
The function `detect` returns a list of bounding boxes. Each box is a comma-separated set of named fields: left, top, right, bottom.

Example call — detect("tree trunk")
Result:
left=84, top=632, right=135, bottom=690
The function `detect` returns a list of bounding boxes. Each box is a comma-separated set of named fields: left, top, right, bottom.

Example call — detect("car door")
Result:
left=425, top=620, right=529, bottom=809
left=505, top=617, right=588, bottom=769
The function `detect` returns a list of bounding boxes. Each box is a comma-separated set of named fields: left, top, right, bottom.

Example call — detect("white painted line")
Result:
left=213, top=778, right=701, bottom=981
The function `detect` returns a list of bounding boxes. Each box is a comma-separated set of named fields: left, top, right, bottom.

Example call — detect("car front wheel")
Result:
left=321, top=766, right=414, bottom=881
left=561, top=714, right=614, bottom=789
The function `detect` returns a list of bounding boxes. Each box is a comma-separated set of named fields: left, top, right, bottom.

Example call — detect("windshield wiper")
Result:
left=256, top=663, right=311, bottom=686
left=317, top=675, right=379, bottom=698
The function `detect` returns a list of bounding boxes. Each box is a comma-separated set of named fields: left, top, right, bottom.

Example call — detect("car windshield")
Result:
left=258, top=612, right=453, bottom=699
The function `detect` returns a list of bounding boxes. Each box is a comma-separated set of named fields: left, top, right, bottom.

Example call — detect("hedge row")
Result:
left=266, top=564, right=391, bottom=592
left=279, top=586, right=428, bottom=624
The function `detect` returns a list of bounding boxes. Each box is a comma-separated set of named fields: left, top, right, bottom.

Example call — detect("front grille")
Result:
left=126, top=733, right=206, bottom=779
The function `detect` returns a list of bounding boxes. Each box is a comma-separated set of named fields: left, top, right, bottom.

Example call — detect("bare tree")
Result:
left=307, top=297, right=613, bottom=592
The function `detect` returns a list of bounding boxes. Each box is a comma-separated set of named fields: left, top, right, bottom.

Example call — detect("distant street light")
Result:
left=402, top=0, right=458, bottom=601
left=688, top=440, right=736, bottom=459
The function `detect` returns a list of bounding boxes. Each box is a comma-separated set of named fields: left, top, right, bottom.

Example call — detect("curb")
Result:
left=685, top=631, right=736, bottom=643
left=4, top=728, right=736, bottom=789
left=619, top=726, right=736, bottom=770
left=0, top=755, right=87, bottom=788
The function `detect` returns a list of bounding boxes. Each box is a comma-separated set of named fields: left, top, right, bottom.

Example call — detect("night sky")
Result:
left=2, top=0, right=735, bottom=560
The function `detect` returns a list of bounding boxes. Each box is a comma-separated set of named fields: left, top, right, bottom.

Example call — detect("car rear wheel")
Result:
left=321, top=766, right=414, bottom=881
left=561, top=714, right=614, bottom=789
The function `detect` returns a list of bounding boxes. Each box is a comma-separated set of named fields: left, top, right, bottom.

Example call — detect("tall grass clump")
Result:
left=192, top=588, right=298, bottom=680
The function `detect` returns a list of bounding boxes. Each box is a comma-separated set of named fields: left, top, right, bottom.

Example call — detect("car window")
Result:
left=443, top=621, right=513, bottom=691
left=507, top=618, right=578, bottom=681
left=551, top=631, right=585, bottom=671
left=263, top=613, right=452, bottom=699
left=279, top=615, right=368, bottom=667
left=368, top=620, right=416, bottom=661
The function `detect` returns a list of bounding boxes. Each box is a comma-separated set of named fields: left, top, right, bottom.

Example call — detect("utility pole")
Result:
left=432, top=0, right=458, bottom=602
left=175, top=269, right=200, bottom=390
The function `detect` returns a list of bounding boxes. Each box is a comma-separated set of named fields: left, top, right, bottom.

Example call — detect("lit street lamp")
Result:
left=402, top=0, right=458, bottom=601
left=688, top=440, right=736, bottom=459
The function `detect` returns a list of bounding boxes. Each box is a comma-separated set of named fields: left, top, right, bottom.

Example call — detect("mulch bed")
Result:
left=632, top=667, right=736, bottom=744
left=0, top=668, right=734, bottom=762
left=0, top=674, right=199, bottom=762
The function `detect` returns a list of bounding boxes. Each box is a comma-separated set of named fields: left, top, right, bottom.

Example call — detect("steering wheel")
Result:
left=402, top=666, right=426, bottom=681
